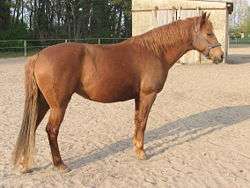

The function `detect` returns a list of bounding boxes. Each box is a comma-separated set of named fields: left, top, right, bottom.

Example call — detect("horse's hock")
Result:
left=132, top=0, right=233, bottom=64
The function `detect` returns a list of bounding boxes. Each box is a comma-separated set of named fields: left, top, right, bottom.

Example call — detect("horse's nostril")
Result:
left=221, top=54, right=224, bottom=59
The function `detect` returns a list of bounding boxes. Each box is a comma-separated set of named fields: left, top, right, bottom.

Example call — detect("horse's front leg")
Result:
left=133, top=92, right=157, bottom=160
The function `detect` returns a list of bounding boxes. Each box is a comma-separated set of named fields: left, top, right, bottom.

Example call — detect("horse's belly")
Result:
left=78, top=52, right=138, bottom=102
left=77, top=78, right=137, bottom=103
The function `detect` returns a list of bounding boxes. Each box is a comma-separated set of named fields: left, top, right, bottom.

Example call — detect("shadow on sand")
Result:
left=64, top=105, right=250, bottom=170
left=227, top=54, right=250, bottom=64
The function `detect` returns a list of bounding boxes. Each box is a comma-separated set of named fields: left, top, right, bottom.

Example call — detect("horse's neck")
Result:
left=162, top=42, right=193, bottom=66
left=134, top=20, right=194, bottom=64
left=158, top=24, right=194, bottom=65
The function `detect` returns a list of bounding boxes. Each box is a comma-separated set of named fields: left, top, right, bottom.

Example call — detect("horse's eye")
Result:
left=207, top=33, right=214, bottom=37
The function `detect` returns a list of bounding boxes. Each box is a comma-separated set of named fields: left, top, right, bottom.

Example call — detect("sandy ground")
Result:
left=0, top=47, right=250, bottom=188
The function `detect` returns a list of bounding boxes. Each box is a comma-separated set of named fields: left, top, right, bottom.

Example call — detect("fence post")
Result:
left=98, top=38, right=101, bottom=44
left=24, top=40, right=27, bottom=57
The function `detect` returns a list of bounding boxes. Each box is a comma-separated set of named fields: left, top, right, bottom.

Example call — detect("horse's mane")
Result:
left=129, top=17, right=197, bottom=55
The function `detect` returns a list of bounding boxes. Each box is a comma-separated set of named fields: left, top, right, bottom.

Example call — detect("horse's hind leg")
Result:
left=36, top=91, right=49, bottom=130
left=46, top=106, right=69, bottom=171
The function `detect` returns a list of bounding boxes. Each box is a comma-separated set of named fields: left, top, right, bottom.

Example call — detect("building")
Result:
left=132, top=0, right=233, bottom=64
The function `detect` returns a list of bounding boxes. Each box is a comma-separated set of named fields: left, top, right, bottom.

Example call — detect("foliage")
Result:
left=230, top=27, right=242, bottom=39
left=0, top=0, right=132, bottom=40
left=0, top=0, right=11, bottom=31
left=0, top=21, right=28, bottom=40
left=238, top=7, right=250, bottom=36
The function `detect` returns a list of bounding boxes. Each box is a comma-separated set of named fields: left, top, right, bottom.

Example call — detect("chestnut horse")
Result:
left=13, top=12, right=224, bottom=172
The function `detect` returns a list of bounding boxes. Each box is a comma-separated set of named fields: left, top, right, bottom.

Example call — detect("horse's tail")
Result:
left=12, top=54, right=40, bottom=171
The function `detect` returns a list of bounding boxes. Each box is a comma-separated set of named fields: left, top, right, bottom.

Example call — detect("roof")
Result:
left=189, top=0, right=233, bottom=3
left=132, top=0, right=231, bottom=11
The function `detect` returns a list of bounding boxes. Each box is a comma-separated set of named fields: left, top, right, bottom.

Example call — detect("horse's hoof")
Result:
left=14, top=164, right=33, bottom=174
left=55, top=164, right=71, bottom=173
left=21, top=168, right=33, bottom=173
left=135, top=149, right=147, bottom=160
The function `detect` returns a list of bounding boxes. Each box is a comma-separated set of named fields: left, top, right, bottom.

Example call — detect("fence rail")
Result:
left=230, top=37, right=250, bottom=45
left=0, top=38, right=127, bottom=58
left=1, top=37, right=250, bottom=58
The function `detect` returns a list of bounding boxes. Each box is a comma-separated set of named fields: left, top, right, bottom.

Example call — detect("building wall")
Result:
left=132, top=0, right=229, bottom=64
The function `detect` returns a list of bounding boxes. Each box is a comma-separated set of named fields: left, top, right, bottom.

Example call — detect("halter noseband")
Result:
left=204, top=43, right=221, bottom=57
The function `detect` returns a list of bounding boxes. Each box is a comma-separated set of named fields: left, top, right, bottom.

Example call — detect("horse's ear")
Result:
left=206, top=12, right=211, bottom=21
left=195, top=12, right=207, bottom=32
left=200, top=11, right=207, bottom=27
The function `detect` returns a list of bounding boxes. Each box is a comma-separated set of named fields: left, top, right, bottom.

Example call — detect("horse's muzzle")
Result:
left=213, top=54, right=224, bottom=64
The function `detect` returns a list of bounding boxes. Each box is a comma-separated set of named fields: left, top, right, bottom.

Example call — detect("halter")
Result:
left=201, top=36, right=222, bottom=58
left=193, top=33, right=222, bottom=58
left=205, top=43, right=222, bottom=57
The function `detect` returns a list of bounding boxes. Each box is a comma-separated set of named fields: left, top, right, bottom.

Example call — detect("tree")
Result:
left=229, top=0, right=248, bottom=30
left=0, top=0, right=11, bottom=31
left=0, top=0, right=132, bottom=40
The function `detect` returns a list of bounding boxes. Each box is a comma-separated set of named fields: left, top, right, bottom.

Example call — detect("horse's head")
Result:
left=192, top=12, right=224, bottom=64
